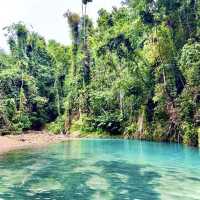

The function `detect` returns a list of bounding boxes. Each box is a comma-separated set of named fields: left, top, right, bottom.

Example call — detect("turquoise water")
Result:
left=0, top=139, right=200, bottom=200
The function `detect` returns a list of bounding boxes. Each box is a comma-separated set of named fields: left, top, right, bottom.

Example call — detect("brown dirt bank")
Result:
left=0, top=131, right=79, bottom=155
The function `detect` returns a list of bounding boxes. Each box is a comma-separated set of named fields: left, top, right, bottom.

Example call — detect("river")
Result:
left=0, top=139, right=200, bottom=199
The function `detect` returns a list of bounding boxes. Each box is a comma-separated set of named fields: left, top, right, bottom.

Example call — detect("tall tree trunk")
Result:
left=119, top=90, right=124, bottom=117
left=137, top=108, right=145, bottom=139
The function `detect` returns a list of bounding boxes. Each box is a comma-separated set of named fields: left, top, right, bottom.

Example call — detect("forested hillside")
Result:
left=0, top=0, right=199, bottom=146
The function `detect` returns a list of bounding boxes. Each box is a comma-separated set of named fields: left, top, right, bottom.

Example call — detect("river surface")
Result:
left=0, top=139, right=200, bottom=200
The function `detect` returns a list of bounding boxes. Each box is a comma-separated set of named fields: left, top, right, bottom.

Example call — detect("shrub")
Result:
left=47, top=116, right=65, bottom=134
left=182, top=122, right=198, bottom=146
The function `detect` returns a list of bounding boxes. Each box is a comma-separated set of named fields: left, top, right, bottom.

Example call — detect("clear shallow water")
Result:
left=0, top=139, right=200, bottom=200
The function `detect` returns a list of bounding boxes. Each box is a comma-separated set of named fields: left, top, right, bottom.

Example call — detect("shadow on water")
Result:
left=95, top=160, right=161, bottom=200
left=0, top=155, right=161, bottom=200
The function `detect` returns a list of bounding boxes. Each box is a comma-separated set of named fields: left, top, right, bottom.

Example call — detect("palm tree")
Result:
left=64, top=10, right=80, bottom=75
left=82, top=0, right=93, bottom=45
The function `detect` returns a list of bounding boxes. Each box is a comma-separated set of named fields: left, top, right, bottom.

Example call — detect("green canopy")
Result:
left=82, top=0, right=93, bottom=5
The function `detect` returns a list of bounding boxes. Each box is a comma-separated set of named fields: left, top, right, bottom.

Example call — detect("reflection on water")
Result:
left=0, top=139, right=200, bottom=200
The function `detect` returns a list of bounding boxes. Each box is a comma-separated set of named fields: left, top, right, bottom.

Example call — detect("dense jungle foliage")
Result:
left=0, top=0, right=199, bottom=146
